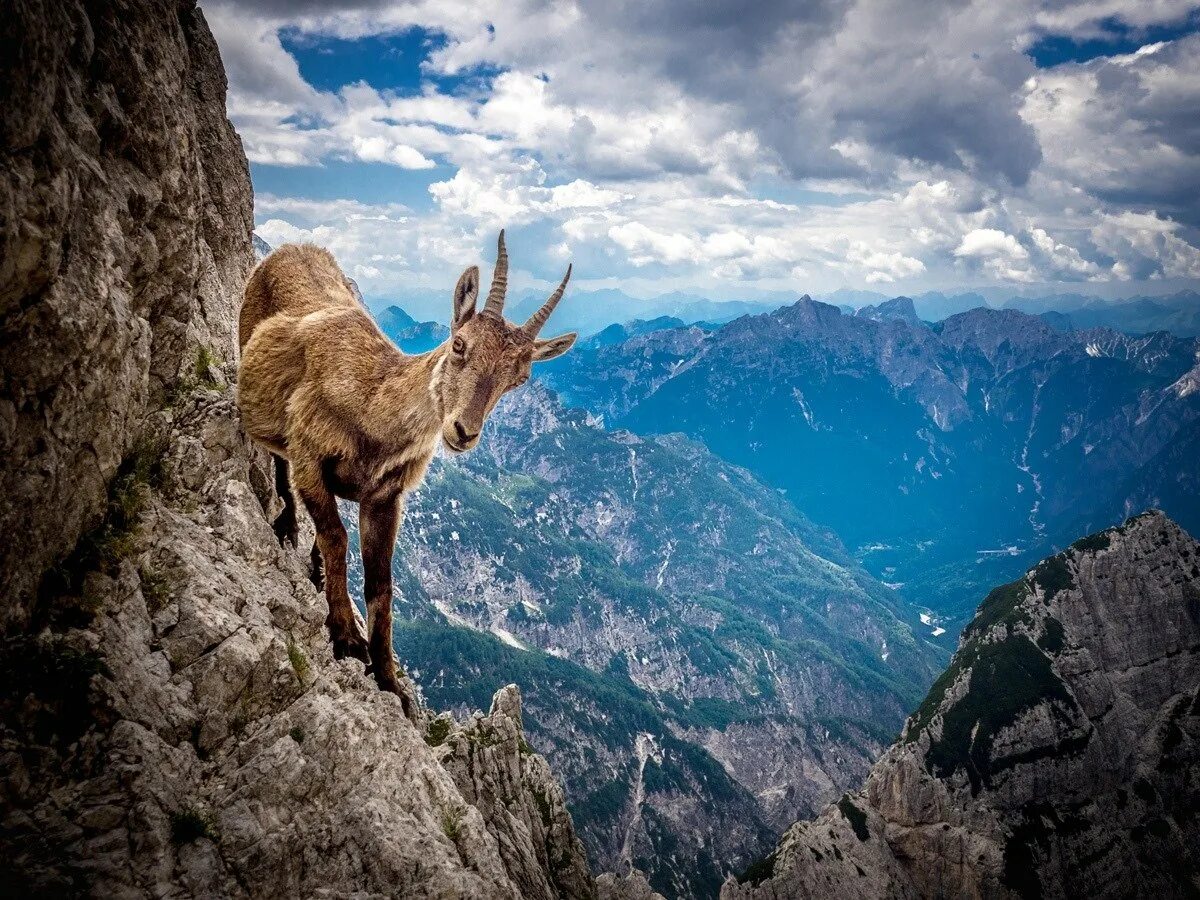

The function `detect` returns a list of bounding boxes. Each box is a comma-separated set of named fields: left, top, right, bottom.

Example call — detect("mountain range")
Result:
left=823, top=287, right=1200, bottom=336
left=540, top=298, right=1200, bottom=627
left=254, top=231, right=1199, bottom=339
left=359, top=285, right=780, bottom=338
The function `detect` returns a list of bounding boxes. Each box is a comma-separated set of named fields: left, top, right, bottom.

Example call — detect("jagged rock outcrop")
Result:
left=432, top=685, right=595, bottom=900
left=724, top=511, right=1200, bottom=899
left=0, top=2, right=606, bottom=897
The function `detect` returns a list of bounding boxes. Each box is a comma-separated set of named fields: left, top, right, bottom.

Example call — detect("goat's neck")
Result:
left=368, top=345, right=447, bottom=454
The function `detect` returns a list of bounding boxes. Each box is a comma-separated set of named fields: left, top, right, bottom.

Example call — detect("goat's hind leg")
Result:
left=271, top=454, right=299, bottom=547
left=293, top=458, right=368, bottom=665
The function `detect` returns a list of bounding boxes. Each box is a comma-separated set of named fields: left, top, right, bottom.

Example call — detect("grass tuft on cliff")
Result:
left=171, top=807, right=220, bottom=845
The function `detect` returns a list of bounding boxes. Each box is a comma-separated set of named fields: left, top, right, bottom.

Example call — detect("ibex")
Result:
left=237, top=232, right=575, bottom=718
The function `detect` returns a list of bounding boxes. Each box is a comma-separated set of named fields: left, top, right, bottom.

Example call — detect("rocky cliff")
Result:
left=724, top=511, right=1200, bottom=899
left=0, top=2, right=608, bottom=896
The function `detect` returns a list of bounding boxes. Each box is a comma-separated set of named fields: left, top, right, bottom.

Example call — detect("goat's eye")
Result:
left=452, top=336, right=466, bottom=355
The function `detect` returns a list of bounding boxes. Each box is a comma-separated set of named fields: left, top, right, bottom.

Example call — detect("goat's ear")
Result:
left=452, top=265, right=479, bottom=330
left=532, top=331, right=577, bottom=362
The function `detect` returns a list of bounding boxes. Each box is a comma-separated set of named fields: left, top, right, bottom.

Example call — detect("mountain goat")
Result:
left=237, top=232, right=575, bottom=717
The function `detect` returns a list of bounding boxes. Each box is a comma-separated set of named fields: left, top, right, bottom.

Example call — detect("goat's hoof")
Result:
left=331, top=632, right=369, bottom=665
left=273, top=511, right=298, bottom=548
left=374, top=668, right=417, bottom=720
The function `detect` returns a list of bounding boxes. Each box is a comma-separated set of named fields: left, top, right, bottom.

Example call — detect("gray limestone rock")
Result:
left=724, top=511, right=1200, bottom=899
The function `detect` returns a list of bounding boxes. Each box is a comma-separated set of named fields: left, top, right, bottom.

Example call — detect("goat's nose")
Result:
left=454, top=420, right=479, bottom=444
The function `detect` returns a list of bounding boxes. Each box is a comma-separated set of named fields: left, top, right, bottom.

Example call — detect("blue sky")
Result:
left=205, top=0, right=1200, bottom=304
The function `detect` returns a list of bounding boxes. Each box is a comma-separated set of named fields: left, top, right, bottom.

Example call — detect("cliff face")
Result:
left=725, top=511, right=1200, bottom=899
left=0, top=0, right=251, bottom=630
left=0, top=3, right=604, bottom=897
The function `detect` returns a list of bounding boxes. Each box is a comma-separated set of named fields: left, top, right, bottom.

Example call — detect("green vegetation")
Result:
left=289, top=725, right=305, bottom=743
left=440, top=805, right=464, bottom=841
left=139, top=565, right=174, bottom=613
left=393, top=621, right=662, bottom=739
left=837, top=794, right=870, bottom=841
left=906, top=647, right=973, bottom=742
left=925, top=635, right=1073, bottom=791
left=171, top=807, right=219, bottom=845
left=1032, top=553, right=1074, bottom=602
left=166, top=345, right=222, bottom=407
left=572, top=779, right=631, bottom=835
left=1038, top=617, right=1065, bottom=654
left=964, top=577, right=1031, bottom=640
left=286, top=635, right=311, bottom=684
left=531, top=785, right=553, bottom=826
left=664, top=696, right=750, bottom=732
left=1071, top=530, right=1112, bottom=553
left=425, top=717, right=451, bottom=747
left=194, top=346, right=221, bottom=388
left=38, top=435, right=170, bottom=622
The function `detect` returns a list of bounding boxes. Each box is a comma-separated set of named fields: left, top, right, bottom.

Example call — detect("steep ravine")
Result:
left=0, top=3, right=640, bottom=897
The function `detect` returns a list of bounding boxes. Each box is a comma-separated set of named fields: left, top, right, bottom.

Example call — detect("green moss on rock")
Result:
left=1032, top=553, right=1074, bottom=602
left=926, top=635, right=1074, bottom=792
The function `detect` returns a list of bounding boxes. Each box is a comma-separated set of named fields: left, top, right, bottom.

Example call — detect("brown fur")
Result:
left=236, top=236, right=574, bottom=716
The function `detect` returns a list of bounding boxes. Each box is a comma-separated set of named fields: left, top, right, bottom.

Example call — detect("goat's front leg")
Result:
left=360, top=491, right=416, bottom=719
left=292, top=458, right=369, bottom=665
left=271, top=454, right=299, bottom=547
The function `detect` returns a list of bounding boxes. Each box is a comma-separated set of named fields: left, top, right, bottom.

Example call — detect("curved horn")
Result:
left=483, top=230, right=508, bottom=316
left=522, top=264, right=572, bottom=338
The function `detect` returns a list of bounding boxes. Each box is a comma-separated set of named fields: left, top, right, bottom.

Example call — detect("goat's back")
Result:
left=240, top=244, right=362, bottom=350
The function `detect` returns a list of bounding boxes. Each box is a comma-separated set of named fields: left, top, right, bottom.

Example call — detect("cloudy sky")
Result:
left=204, top=0, right=1200, bottom=303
